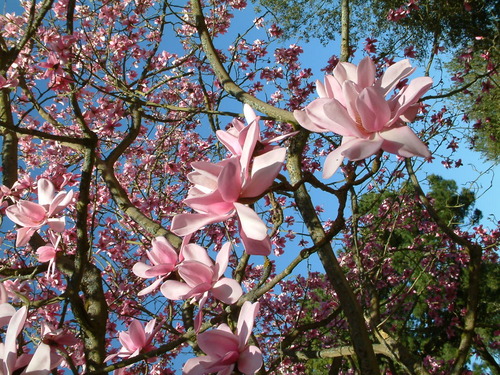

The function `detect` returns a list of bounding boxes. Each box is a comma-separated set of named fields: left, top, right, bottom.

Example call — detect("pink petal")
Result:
left=188, top=162, right=222, bottom=191
left=293, top=109, right=329, bottom=133
left=149, top=236, right=178, bottom=265
left=24, top=342, right=52, bottom=375
left=333, top=61, right=357, bottom=84
left=240, top=122, right=260, bottom=177
left=238, top=345, right=263, bottom=374
left=376, top=59, right=415, bottom=96
left=339, top=135, right=384, bottom=161
left=322, top=149, right=345, bottom=179
left=212, top=278, right=243, bottom=304
left=315, top=79, right=327, bottom=98
left=217, top=130, right=242, bottom=156
left=161, top=280, right=194, bottom=300
left=185, top=194, right=235, bottom=217
left=171, top=212, right=232, bottom=237
left=198, top=329, right=239, bottom=358
left=182, top=356, right=208, bottom=375
left=6, top=201, right=46, bottom=227
left=182, top=243, right=213, bottom=266
left=242, top=148, right=286, bottom=198
left=178, top=261, right=214, bottom=287
left=379, top=126, right=431, bottom=158
left=389, top=76, right=433, bottom=123
left=237, top=301, right=259, bottom=347
left=341, top=81, right=361, bottom=124
left=48, top=190, right=73, bottom=216
left=324, top=75, right=344, bottom=104
left=243, top=104, right=257, bottom=125
left=215, top=242, right=231, bottom=278
left=37, top=179, right=55, bottom=207
left=137, top=277, right=164, bottom=296
left=125, top=320, right=146, bottom=349
left=217, top=159, right=242, bottom=203
left=234, top=203, right=268, bottom=241
left=0, top=303, right=16, bottom=326
left=15, top=226, right=38, bottom=247
left=5, top=306, right=27, bottom=371
left=36, top=246, right=56, bottom=263
left=239, top=229, right=271, bottom=256
left=320, top=99, right=364, bottom=137
left=47, top=217, right=66, bottom=232
left=356, top=57, right=376, bottom=89
left=356, top=86, right=391, bottom=132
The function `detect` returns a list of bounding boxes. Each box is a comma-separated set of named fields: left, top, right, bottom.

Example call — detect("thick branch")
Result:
left=190, top=0, right=295, bottom=123
left=287, top=130, right=380, bottom=374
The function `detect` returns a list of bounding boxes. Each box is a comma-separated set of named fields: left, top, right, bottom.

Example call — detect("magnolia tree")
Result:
left=0, top=0, right=498, bottom=374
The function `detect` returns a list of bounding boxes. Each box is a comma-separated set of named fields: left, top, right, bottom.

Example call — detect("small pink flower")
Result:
left=161, top=242, right=243, bottom=306
left=132, top=236, right=182, bottom=296
left=5, top=179, right=73, bottom=246
left=183, top=301, right=262, bottom=375
left=294, top=57, right=433, bottom=178
left=105, top=319, right=160, bottom=362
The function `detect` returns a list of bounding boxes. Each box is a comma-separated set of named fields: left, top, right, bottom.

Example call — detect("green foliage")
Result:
left=253, top=0, right=498, bottom=57
left=447, top=50, right=500, bottom=163
left=426, top=174, right=480, bottom=225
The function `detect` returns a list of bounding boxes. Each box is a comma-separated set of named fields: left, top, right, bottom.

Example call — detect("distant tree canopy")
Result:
left=253, top=0, right=498, bottom=57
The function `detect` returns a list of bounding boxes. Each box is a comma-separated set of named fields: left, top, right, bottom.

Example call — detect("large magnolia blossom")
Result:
left=171, top=106, right=288, bottom=255
left=5, top=178, right=73, bottom=247
left=183, top=301, right=263, bottom=375
left=294, top=57, right=433, bottom=178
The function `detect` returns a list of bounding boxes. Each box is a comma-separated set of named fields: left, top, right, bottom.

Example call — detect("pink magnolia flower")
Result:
left=40, top=322, right=77, bottom=370
left=5, top=178, right=73, bottom=247
left=171, top=155, right=284, bottom=255
left=105, top=318, right=160, bottom=362
left=132, top=236, right=181, bottom=296
left=172, top=105, right=290, bottom=255
left=183, top=301, right=263, bottom=375
left=161, top=242, right=243, bottom=306
left=216, top=104, right=295, bottom=161
left=0, top=305, right=52, bottom=375
left=294, top=57, right=433, bottom=178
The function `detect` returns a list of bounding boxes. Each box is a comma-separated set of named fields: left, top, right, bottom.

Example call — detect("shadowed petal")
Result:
left=242, top=148, right=286, bottom=198
left=234, top=203, right=268, bottom=241
left=161, top=280, right=195, bottom=300
left=237, top=301, right=259, bottom=347
left=198, top=329, right=239, bottom=358
left=356, top=57, right=376, bottom=89
left=340, top=136, right=383, bottom=161
left=239, top=229, right=271, bottom=256
left=238, top=345, right=263, bottom=375
left=356, top=87, right=391, bottom=132
left=212, top=278, right=243, bottom=304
